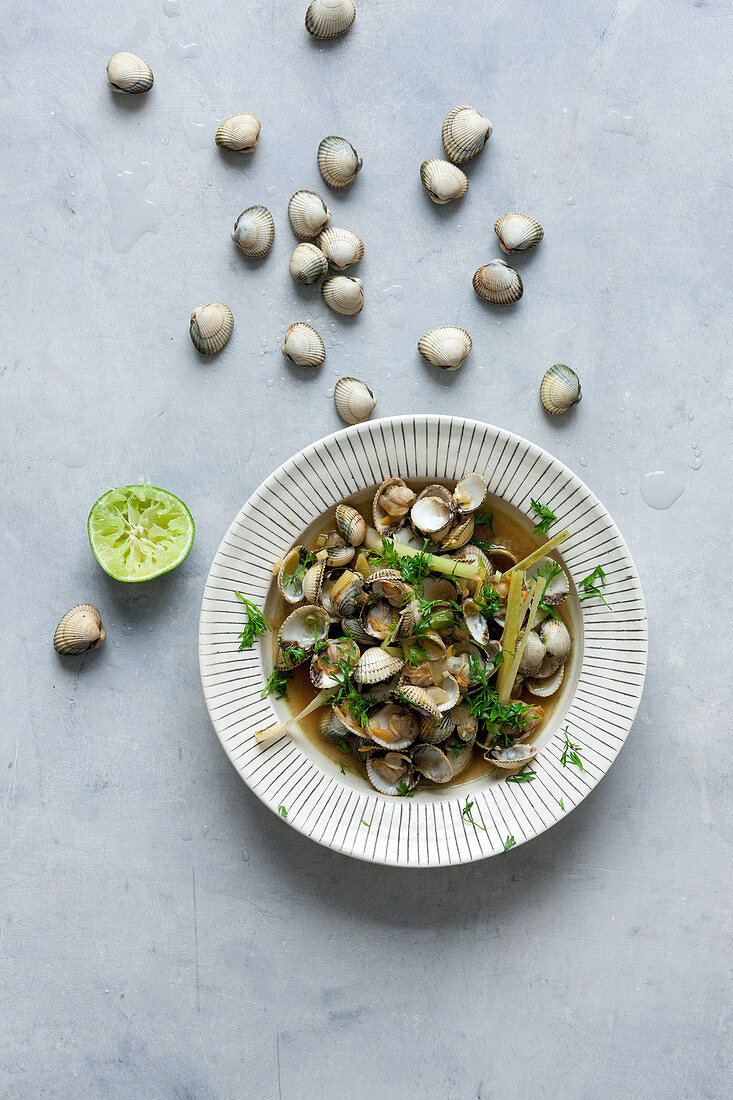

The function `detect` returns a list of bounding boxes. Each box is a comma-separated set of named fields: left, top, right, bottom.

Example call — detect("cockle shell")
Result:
left=305, top=0, right=356, bottom=39
left=539, top=619, right=572, bottom=665
left=334, top=376, right=375, bottom=424
left=488, top=743, right=538, bottom=770
left=366, top=752, right=417, bottom=795
left=526, top=662, right=564, bottom=698
left=322, top=275, right=363, bottom=316
left=302, top=560, right=326, bottom=604
left=316, top=227, right=364, bottom=270
left=106, top=52, right=154, bottom=94
left=282, top=322, right=326, bottom=368
left=420, top=159, right=469, bottom=204
left=278, top=604, right=331, bottom=653
left=288, top=242, right=329, bottom=284
left=441, top=105, right=492, bottom=164
left=494, top=212, right=544, bottom=254
left=54, top=605, right=105, bottom=656
left=335, top=503, right=366, bottom=546
left=540, top=364, right=582, bottom=415
left=453, top=472, right=486, bottom=514
left=354, top=648, right=404, bottom=686
left=517, top=630, right=546, bottom=676
left=215, top=113, right=260, bottom=152
left=396, top=684, right=441, bottom=719
left=317, top=136, right=362, bottom=189
left=231, top=206, right=275, bottom=258
left=411, top=496, right=453, bottom=539
left=413, top=743, right=453, bottom=784
left=417, top=327, right=473, bottom=371
left=472, top=260, right=523, bottom=305
left=277, top=546, right=308, bottom=604
left=189, top=303, right=234, bottom=355
left=288, top=190, right=331, bottom=239
left=441, top=515, right=474, bottom=551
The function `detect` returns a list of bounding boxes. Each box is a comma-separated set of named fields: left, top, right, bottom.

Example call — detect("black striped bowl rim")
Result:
left=198, top=416, right=647, bottom=867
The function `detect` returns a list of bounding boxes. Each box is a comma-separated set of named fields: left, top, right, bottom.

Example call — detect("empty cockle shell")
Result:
left=412, top=743, right=454, bottom=784
left=411, top=495, right=453, bottom=539
left=453, top=472, right=486, bottom=514
left=494, top=212, right=544, bottom=254
left=488, top=743, right=538, bottom=770
left=526, top=662, right=564, bottom=698
left=472, top=260, right=523, bottom=305
left=317, top=136, right=362, bottom=189
left=354, top=648, right=404, bottom=686
left=420, top=159, right=469, bottom=204
left=215, top=113, right=261, bottom=152
left=417, top=327, right=473, bottom=371
left=289, top=242, right=329, bottom=285
left=333, top=376, right=375, bottom=424
left=106, top=52, right=154, bottom=94
left=288, top=190, right=331, bottom=239
left=282, top=322, right=326, bottom=368
left=540, top=364, right=582, bottom=415
left=231, top=205, right=275, bottom=258
left=316, top=227, right=364, bottom=270
left=441, top=105, right=492, bottom=164
left=335, top=503, right=366, bottom=546
left=305, top=0, right=356, bottom=39
left=54, top=605, right=106, bottom=656
left=277, top=546, right=308, bottom=604
left=322, top=275, right=363, bottom=316
left=189, top=303, right=234, bottom=356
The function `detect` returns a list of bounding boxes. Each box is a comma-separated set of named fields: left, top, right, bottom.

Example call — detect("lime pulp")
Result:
left=87, top=485, right=195, bottom=582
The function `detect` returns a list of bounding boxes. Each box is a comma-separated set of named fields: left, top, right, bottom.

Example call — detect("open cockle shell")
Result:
left=453, top=472, right=486, bottom=514
left=289, top=242, right=329, bottom=284
left=494, top=212, right=544, bottom=254
left=305, top=0, right=356, bottom=40
left=322, top=275, right=364, bottom=316
left=441, top=105, right=492, bottom=164
left=366, top=752, right=416, bottom=796
left=302, top=559, right=327, bottom=604
left=413, top=743, right=453, bottom=783
left=316, top=227, right=364, bottom=270
left=354, top=648, right=404, bottom=685
left=278, top=604, right=331, bottom=659
left=333, top=376, right=375, bottom=424
left=277, top=545, right=308, bottom=604
left=526, top=662, right=565, bottom=697
left=215, top=113, right=261, bottom=152
left=420, top=158, right=469, bottom=204
left=373, top=477, right=416, bottom=535
left=54, top=605, right=106, bottom=656
left=396, top=684, right=441, bottom=719
left=488, top=742, right=538, bottom=770
left=367, top=705, right=419, bottom=750
left=282, top=322, right=326, bottom=368
left=411, top=495, right=453, bottom=539
left=539, top=618, right=572, bottom=664
left=317, top=136, right=362, bottom=189
left=288, top=189, right=331, bottom=239
left=472, top=260, right=523, bottom=305
left=540, top=364, right=582, bottom=415
left=107, top=52, right=154, bottom=94
left=441, top=515, right=475, bottom=551
left=189, top=303, right=234, bottom=355
left=231, top=206, right=275, bottom=258
left=417, top=327, right=473, bottom=371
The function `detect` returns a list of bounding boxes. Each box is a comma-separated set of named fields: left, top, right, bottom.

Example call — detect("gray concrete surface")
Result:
left=2, top=1, right=730, bottom=1096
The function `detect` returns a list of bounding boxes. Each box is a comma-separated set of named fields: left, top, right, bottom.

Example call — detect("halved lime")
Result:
left=88, top=485, right=195, bottom=582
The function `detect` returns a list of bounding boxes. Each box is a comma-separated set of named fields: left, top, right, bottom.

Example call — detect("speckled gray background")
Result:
left=2, top=0, right=730, bottom=1097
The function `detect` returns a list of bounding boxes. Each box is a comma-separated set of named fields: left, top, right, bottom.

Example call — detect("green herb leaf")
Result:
left=261, top=667, right=293, bottom=700
left=375, top=536, right=433, bottom=586
left=530, top=498, right=557, bottom=536
left=502, top=834, right=516, bottom=854
left=578, top=564, right=612, bottom=609
left=505, top=767, right=536, bottom=784
left=234, top=592, right=269, bottom=650
left=278, top=805, right=288, bottom=819
left=558, top=797, right=565, bottom=810
left=466, top=654, right=530, bottom=741
left=474, top=512, right=494, bottom=533
left=560, top=725, right=584, bottom=770
left=339, top=762, right=348, bottom=775
left=332, top=658, right=371, bottom=730
left=361, top=819, right=370, bottom=828
left=396, top=779, right=415, bottom=798
left=461, top=795, right=486, bottom=831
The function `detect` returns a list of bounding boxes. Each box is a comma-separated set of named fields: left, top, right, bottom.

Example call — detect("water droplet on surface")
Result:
left=689, top=454, right=703, bottom=470
left=566, top=196, right=575, bottom=206
left=61, top=443, right=88, bottom=469
left=241, top=849, right=250, bottom=862
left=620, top=487, right=627, bottom=495
left=601, top=108, right=649, bottom=146
left=182, top=118, right=210, bottom=152
left=162, top=0, right=179, bottom=14
left=640, top=471, right=685, bottom=510
left=169, top=42, right=201, bottom=60
left=103, top=164, right=161, bottom=252
left=532, top=169, right=538, bottom=178
left=579, top=457, right=588, bottom=467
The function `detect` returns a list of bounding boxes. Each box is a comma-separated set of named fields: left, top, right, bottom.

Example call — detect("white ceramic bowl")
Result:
left=199, top=416, right=647, bottom=867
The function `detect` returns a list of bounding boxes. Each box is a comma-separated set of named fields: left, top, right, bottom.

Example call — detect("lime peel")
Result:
left=88, top=485, right=194, bottom=582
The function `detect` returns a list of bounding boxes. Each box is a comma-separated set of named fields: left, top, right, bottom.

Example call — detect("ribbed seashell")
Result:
left=368, top=570, right=413, bottom=608
left=324, top=532, right=355, bottom=568
left=447, top=739, right=474, bottom=779
left=441, top=105, right=492, bottom=164
left=453, top=472, right=486, bottom=514
left=288, top=242, right=329, bottom=285
left=396, top=684, right=441, bottom=719
left=322, top=275, right=363, bottom=316
left=472, top=260, right=523, bottom=305
left=487, top=743, right=538, bottom=770
left=341, top=616, right=372, bottom=644
left=526, top=662, right=565, bottom=698
left=317, top=136, right=362, bottom=189
left=106, top=52, right=154, bottom=94
left=330, top=570, right=364, bottom=618
left=277, top=545, right=307, bottom=604
left=282, top=323, right=326, bottom=368
left=302, top=560, right=326, bottom=604
left=420, top=713, right=455, bottom=744
left=413, top=743, right=453, bottom=784
left=53, top=605, right=105, bottom=656
left=316, top=227, right=364, bottom=270
left=419, top=159, right=469, bottom=204
left=189, top=303, right=234, bottom=356
left=354, top=648, right=404, bottom=686
left=368, top=705, right=419, bottom=750
left=335, top=503, right=366, bottom=546
left=411, top=495, right=453, bottom=539
left=362, top=598, right=400, bottom=640
left=428, top=673, right=460, bottom=712
left=215, top=113, right=261, bottom=152
left=539, top=619, right=572, bottom=664
left=527, top=558, right=570, bottom=605
left=417, top=327, right=473, bottom=371
left=418, top=484, right=453, bottom=506
left=517, top=630, right=546, bottom=676
left=288, top=190, right=331, bottom=239
left=319, top=709, right=351, bottom=743
left=390, top=598, right=421, bottom=641
left=332, top=376, right=375, bottom=425
left=231, top=206, right=275, bottom=258
left=540, top=364, right=582, bottom=415
left=441, top=515, right=474, bottom=551
left=462, top=598, right=490, bottom=647
left=366, top=752, right=416, bottom=796
left=310, top=638, right=360, bottom=690
left=305, top=0, right=356, bottom=39
left=494, top=212, right=544, bottom=254
left=372, top=477, right=415, bottom=535
left=278, top=604, right=331, bottom=656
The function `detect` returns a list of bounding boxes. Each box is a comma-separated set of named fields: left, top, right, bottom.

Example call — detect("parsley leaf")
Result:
left=372, top=537, right=433, bottom=586
left=235, top=592, right=269, bottom=650
left=505, top=767, right=536, bottom=784
left=332, top=658, right=371, bottom=729
left=578, top=564, right=612, bottom=610
left=396, top=779, right=415, bottom=798
left=502, top=834, right=516, bottom=854
left=278, top=805, right=288, bottom=819
left=461, top=795, right=486, bottom=831
left=558, top=797, right=565, bottom=810
left=560, top=726, right=584, bottom=770
left=361, top=819, right=370, bottom=828
left=261, top=667, right=293, bottom=700
left=474, top=512, right=494, bottom=533
left=530, top=498, right=557, bottom=536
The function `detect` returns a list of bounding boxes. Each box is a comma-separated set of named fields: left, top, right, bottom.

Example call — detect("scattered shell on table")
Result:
left=494, top=212, right=544, bottom=254
left=106, top=52, right=154, bottom=94
left=333, top=376, right=375, bottom=424
left=441, top=105, right=492, bottom=164
left=417, top=327, right=473, bottom=371
left=288, top=190, right=331, bottom=239
left=282, top=323, right=326, bottom=368
left=288, top=242, right=329, bottom=284
left=231, top=205, right=275, bottom=258
left=316, top=227, right=364, bottom=270
left=472, top=259, right=523, bottom=305
left=215, top=113, right=261, bottom=152
left=322, top=275, right=363, bottom=316
left=305, top=0, right=356, bottom=40
left=317, top=136, right=362, bottom=189
left=54, top=605, right=106, bottom=656
left=419, top=158, right=469, bottom=204
left=189, top=303, right=234, bottom=355
left=540, top=364, right=582, bottom=415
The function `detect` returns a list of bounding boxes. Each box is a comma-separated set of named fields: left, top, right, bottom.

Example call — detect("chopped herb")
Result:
left=578, top=564, right=612, bottom=610
left=461, top=795, right=486, bottom=831
left=502, top=834, right=516, bottom=854
left=505, top=767, right=536, bottom=784
left=234, top=592, right=269, bottom=650
left=396, top=779, right=415, bottom=798
left=334, top=736, right=352, bottom=754
left=332, top=658, right=371, bottom=729
left=394, top=690, right=414, bottom=708
left=278, top=805, right=288, bottom=819
left=560, top=725, right=584, bottom=770
left=261, top=667, right=293, bottom=700
left=405, top=642, right=428, bottom=666
left=558, top=797, right=565, bottom=810
left=338, top=762, right=348, bottom=775
left=470, top=537, right=496, bottom=556
left=476, top=579, right=501, bottom=618
left=467, top=654, right=530, bottom=741
left=361, top=819, right=370, bottom=828
left=374, top=536, right=433, bottom=586
left=474, top=512, right=494, bottom=532
left=530, top=498, right=557, bottom=536
left=448, top=743, right=462, bottom=758
left=538, top=559, right=564, bottom=620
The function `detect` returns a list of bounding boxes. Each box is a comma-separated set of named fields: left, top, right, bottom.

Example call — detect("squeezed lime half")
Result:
left=88, top=485, right=195, bottom=582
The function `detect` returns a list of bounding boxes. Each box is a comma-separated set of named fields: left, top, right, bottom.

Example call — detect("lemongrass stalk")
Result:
left=496, top=572, right=525, bottom=702
left=363, top=527, right=481, bottom=580
left=255, top=689, right=332, bottom=744
left=507, top=530, right=570, bottom=575
left=499, top=579, right=545, bottom=704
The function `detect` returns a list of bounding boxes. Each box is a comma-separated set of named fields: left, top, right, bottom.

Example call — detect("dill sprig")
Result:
left=373, top=537, right=433, bottom=586
left=474, top=512, right=494, bottom=532
left=332, top=657, right=371, bottom=729
left=396, top=779, right=414, bottom=798
left=505, top=767, right=536, bottom=784
left=261, top=667, right=293, bottom=700
left=560, top=725, right=584, bottom=770
left=466, top=655, right=530, bottom=743
left=235, top=592, right=269, bottom=650
left=502, top=834, right=516, bottom=854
